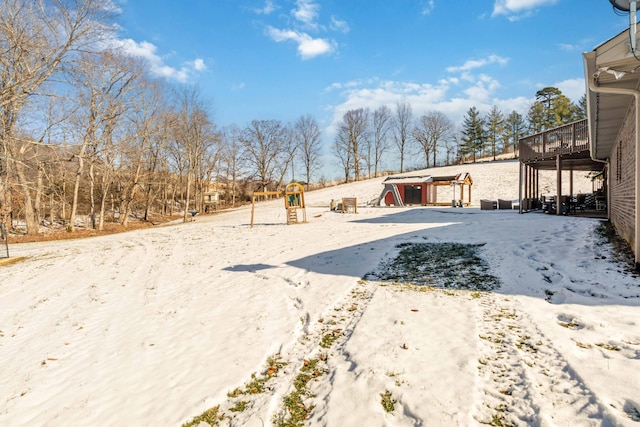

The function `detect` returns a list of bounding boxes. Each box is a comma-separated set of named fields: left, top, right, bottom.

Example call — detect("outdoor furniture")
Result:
left=341, top=197, right=358, bottom=213
left=572, top=194, right=586, bottom=213
left=497, top=199, right=512, bottom=210
left=480, top=199, right=497, bottom=210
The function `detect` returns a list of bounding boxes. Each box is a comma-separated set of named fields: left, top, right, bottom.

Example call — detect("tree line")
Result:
left=332, top=87, right=586, bottom=181
left=1, top=0, right=324, bottom=235
left=0, top=0, right=586, bottom=236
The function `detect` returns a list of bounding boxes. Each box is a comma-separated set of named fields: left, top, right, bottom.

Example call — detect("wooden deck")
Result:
left=518, top=120, right=607, bottom=217
left=519, top=119, right=599, bottom=171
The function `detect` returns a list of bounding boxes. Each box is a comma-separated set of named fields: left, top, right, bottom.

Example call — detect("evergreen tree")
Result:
left=485, top=106, right=504, bottom=161
left=527, top=102, right=545, bottom=134
left=504, top=110, right=526, bottom=157
left=460, top=107, right=485, bottom=162
left=574, top=95, right=587, bottom=120
left=528, top=87, right=574, bottom=131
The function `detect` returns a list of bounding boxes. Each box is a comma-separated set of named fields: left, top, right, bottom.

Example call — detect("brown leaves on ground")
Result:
left=7, top=216, right=182, bottom=244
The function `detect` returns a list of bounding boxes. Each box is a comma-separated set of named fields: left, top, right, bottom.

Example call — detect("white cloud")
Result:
left=116, top=38, right=205, bottom=83
left=553, top=78, right=586, bottom=102
left=421, top=0, right=435, bottom=15
left=558, top=43, right=579, bottom=51
left=324, top=78, right=377, bottom=92
left=293, top=0, right=319, bottom=27
left=446, top=55, right=509, bottom=73
left=254, top=0, right=278, bottom=15
left=330, top=16, right=350, bottom=33
left=191, top=58, right=207, bottom=71
left=267, top=27, right=335, bottom=59
left=325, top=73, right=532, bottom=139
left=492, top=0, right=558, bottom=19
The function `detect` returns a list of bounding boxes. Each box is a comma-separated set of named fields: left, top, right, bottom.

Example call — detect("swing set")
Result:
left=250, top=182, right=307, bottom=227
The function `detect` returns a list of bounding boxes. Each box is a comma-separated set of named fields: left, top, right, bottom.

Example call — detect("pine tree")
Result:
left=460, top=107, right=485, bottom=163
left=504, top=110, right=526, bottom=157
left=485, top=106, right=504, bottom=161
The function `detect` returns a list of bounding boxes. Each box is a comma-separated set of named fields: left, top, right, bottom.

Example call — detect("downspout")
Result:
left=588, top=77, right=640, bottom=267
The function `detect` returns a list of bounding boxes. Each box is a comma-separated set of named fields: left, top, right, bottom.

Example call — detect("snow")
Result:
left=1, top=159, right=639, bottom=426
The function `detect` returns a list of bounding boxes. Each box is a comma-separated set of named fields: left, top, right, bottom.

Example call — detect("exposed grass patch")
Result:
left=184, top=354, right=286, bottom=426
left=596, top=342, right=621, bottom=351
left=273, top=358, right=325, bottom=427
left=181, top=405, right=225, bottom=427
left=483, top=404, right=514, bottom=427
left=558, top=320, right=580, bottom=330
left=574, top=340, right=592, bottom=349
left=380, top=389, right=397, bottom=413
left=319, top=328, right=342, bottom=349
left=229, top=400, right=249, bottom=413
left=365, top=242, right=500, bottom=291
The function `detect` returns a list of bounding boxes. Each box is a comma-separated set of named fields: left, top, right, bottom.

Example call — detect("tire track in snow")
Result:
left=201, top=280, right=380, bottom=426
left=473, top=293, right=619, bottom=426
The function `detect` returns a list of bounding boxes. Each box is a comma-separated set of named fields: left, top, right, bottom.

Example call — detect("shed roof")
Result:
left=382, top=173, right=472, bottom=185
left=382, top=175, right=433, bottom=185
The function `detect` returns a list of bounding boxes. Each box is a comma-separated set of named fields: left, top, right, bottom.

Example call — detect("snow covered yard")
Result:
left=1, top=161, right=639, bottom=426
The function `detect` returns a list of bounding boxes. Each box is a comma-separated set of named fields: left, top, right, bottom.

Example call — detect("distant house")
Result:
left=378, top=173, right=472, bottom=207
left=584, top=27, right=640, bottom=267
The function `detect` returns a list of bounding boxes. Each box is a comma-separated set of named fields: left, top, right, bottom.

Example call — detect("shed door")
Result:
left=404, top=184, right=422, bottom=205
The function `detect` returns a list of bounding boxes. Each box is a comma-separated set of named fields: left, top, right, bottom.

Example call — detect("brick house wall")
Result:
left=609, top=101, right=636, bottom=254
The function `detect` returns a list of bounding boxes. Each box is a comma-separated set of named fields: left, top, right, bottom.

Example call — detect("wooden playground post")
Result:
left=250, top=191, right=282, bottom=228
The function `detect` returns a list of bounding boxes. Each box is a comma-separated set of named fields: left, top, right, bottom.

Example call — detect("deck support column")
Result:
left=519, top=161, right=524, bottom=213
left=569, top=169, right=574, bottom=199
left=556, top=154, right=562, bottom=215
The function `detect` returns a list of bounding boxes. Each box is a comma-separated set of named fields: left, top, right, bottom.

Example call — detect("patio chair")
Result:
left=480, top=199, right=497, bottom=210
left=497, top=199, right=512, bottom=210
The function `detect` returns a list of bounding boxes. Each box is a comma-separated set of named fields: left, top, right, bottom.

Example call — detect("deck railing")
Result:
left=519, top=119, right=589, bottom=162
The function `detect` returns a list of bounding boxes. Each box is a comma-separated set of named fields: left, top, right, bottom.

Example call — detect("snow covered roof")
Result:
left=382, top=173, right=472, bottom=185
left=382, top=175, right=433, bottom=185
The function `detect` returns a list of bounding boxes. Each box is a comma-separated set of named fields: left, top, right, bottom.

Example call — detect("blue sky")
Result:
left=114, top=0, right=631, bottom=176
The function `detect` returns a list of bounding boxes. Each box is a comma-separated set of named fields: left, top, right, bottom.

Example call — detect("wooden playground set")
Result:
left=249, top=182, right=358, bottom=227
left=250, top=182, right=308, bottom=227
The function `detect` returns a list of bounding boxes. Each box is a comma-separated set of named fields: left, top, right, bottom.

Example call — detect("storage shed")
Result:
left=378, top=173, right=472, bottom=207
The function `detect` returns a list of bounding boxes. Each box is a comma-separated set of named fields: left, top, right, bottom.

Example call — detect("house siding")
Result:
left=609, top=103, right=636, bottom=254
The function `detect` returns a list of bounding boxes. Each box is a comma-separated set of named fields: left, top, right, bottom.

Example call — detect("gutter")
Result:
left=587, top=76, right=640, bottom=267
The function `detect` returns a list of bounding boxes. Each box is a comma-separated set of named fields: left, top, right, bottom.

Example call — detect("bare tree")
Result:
left=137, top=80, right=170, bottom=222
left=220, top=124, right=244, bottom=206
left=0, top=0, right=114, bottom=233
left=338, top=108, right=369, bottom=181
left=371, top=105, right=392, bottom=177
left=445, top=127, right=463, bottom=165
left=172, top=86, right=217, bottom=223
left=412, top=111, right=454, bottom=168
left=293, top=114, right=321, bottom=189
left=66, top=50, right=140, bottom=231
left=239, top=119, right=292, bottom=192
left=393, top=101, right=413, bottom=173
left=117, top=75, right=172, bottom=227
left=332, top=125, right=352, bottom=183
